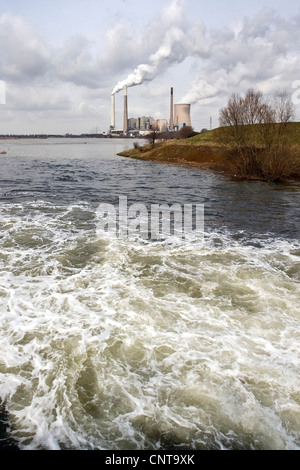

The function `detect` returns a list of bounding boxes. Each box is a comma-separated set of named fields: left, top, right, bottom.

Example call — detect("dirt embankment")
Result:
left=118, top=142, right=228, bottom=172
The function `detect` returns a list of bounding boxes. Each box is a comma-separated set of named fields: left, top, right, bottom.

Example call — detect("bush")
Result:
left=133, top=142, right=142, bottom=151
left=225, top=141, right=300, bottom=181
left=177, top=126, right=197, bottom=139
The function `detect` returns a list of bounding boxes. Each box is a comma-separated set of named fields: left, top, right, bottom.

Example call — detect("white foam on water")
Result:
left=0, top=203, right=299, bottom=449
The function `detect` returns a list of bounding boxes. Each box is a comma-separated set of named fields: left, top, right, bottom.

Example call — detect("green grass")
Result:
left=189, top=129, right=221, bottom=144
left=190, top=122, right=300, bottom=146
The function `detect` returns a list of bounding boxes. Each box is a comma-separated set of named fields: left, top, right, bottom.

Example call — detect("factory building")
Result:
left=128, top=116, right=152, bottom=131
left=151, top=119, right=168, bottom=133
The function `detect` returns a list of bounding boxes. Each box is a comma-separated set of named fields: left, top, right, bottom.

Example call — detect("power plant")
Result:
left=109, top=86, right=191, bottom=136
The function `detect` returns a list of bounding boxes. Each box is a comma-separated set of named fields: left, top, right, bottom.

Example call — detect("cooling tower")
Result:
left=110, top=94, right=115, bottom=130
left=174, top=104, right=191, bottom=128
left=123, top=85, right=128, bottom=134
left=169, top=87, right=174, bottom=130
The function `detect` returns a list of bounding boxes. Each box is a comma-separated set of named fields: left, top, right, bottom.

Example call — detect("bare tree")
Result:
left=219, top=90, right=261, bottom=152
left=220, top=88, right=294, bottom=129
left=146, top=126, right=160, bottom=147
left=272, top=89, right=295, bottom=124
left=218, top=88, right=296, bottom=180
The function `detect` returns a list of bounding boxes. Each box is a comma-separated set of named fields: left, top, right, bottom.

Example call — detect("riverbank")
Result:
left=118, top=140, right=228, bottom=172
left=118, top=124, right=300, bottom=182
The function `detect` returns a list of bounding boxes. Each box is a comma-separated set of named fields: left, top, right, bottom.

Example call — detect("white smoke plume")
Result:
left=112, top=25, right=186, bottom=95
left=179, top=79, right=219, bottom=105
left=111, top=63, right=157, bottom=95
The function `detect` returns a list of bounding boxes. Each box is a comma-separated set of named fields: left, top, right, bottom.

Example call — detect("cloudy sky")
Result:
left=0, top=0, right=300, bottom=134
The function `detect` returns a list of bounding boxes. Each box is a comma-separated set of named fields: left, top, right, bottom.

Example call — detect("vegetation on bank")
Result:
left=118, top=122, right=300, bottom=181
left=119, top=90, right=300, bottom=182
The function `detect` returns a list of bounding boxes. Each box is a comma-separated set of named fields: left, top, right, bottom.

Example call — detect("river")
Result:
left=0, top=138, right=299, bottom=450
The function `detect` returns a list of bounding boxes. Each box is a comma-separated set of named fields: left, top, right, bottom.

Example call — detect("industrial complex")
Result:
left=109, top=87, right=191, bottom=137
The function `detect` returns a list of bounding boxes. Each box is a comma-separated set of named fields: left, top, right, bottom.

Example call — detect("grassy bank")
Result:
left=118, top=122, right=300, bottom=182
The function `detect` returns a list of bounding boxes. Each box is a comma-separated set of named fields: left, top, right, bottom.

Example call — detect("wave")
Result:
left=0, top=202, right=299, bottom=449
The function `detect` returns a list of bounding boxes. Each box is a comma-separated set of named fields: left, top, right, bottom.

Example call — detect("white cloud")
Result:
left=180, top=7, right=300, bottom=109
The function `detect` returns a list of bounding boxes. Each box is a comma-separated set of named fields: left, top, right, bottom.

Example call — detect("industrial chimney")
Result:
left=169, top=87, right=174, bottom=130
left=123, top=85, right=128, bottom=134
left=110, top=94, right=115, bottom=130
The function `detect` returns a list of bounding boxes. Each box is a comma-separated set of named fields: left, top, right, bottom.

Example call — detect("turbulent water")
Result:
left=0, top=138, right=299, bottom=450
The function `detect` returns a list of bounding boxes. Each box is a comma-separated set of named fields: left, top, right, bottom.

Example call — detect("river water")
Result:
left=0, top=138, right=299, bottom=450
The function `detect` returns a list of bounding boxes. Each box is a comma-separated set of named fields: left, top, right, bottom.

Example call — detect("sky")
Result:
left=0, top=0, right=300, bottom=134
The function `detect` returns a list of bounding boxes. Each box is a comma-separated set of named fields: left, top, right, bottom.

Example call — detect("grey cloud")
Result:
left=55, top=34, right=101, bottom=88
left=54, top=22, right=159, bottom=90
left=181, top=7, right=300, bottom=105
left=7, top=85, right=72, bottom=112
left=0, top=14, right=51, bottom=83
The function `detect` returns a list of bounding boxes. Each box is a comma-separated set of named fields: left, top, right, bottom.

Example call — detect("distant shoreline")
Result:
left=0, top=135, right=139, bottom=140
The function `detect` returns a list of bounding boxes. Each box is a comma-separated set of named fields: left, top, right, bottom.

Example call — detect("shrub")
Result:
left=177, top=126, right=197, bottom=139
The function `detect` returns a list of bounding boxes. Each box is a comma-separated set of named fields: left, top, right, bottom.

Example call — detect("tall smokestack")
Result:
left=123, top=85, right=128, bottom=134
left=111, top=94, right=115, bottom=130
left=169, top=87, right=174, bottom=130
